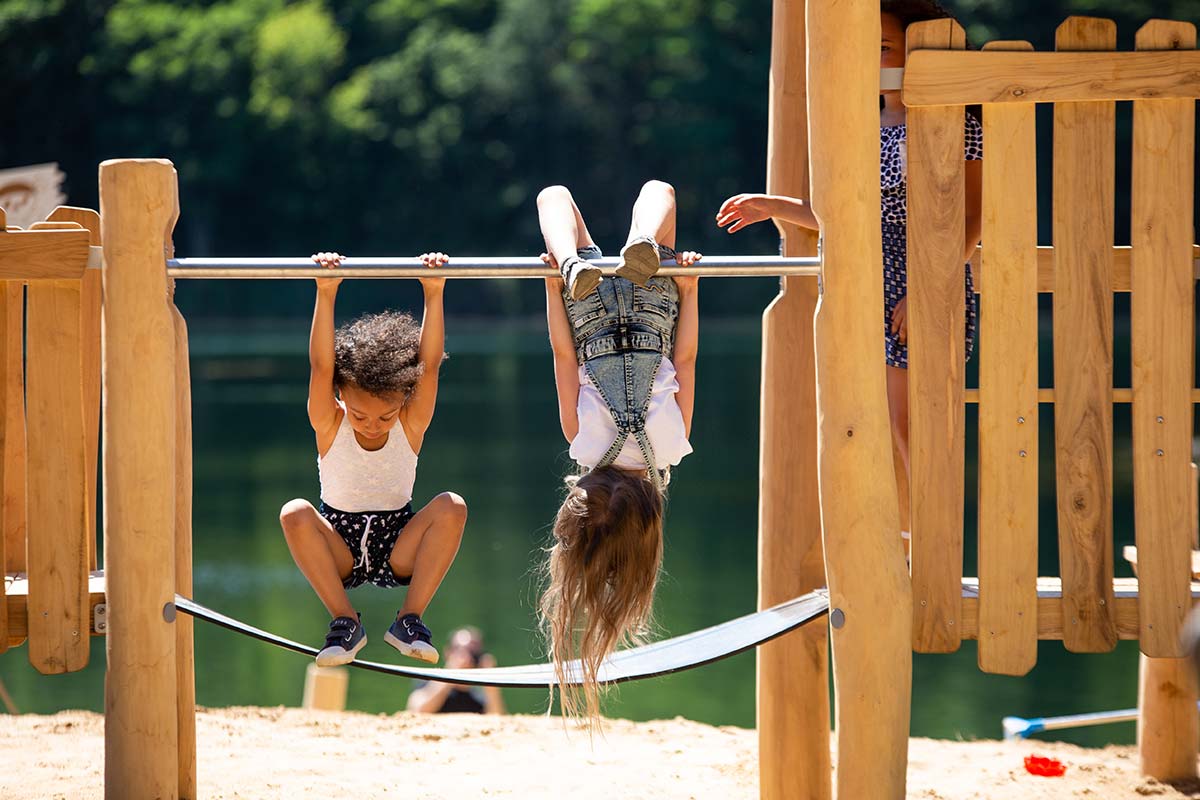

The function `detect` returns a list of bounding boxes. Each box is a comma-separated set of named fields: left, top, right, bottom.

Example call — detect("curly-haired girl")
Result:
left=716, top=0, right=982, bottom=561
left=536, top=181, right=702, bottom=720
left=279, top=251, right=467, bottom=666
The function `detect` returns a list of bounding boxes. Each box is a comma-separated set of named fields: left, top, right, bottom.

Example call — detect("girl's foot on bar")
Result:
left=616, top=236, right=661, bottom=286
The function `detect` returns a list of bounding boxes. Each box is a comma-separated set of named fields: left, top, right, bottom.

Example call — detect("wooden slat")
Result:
left=1130, top=19, right=1197, bottom=658
left=25, top=279, right=90, bottom=673
left=976, top=40, right=1039, bottom=676
left=906, top=18, right=967, bottom=653
left=958, top=577, right=1198, bottom=640
left=0, top=229, right=90, bottom=279
left=965, top=387, right=1200, bottom=404
left=904, top=49, right=1200, bottom=106
left=970, top=245, right=1200, bottom=294
left=174, top=304, right=197, bottom=799
left=1, top=282, right=24, bottom=650
left=1053, top=16, right=1118, bottom=653
left=48, top=207, right=102, bottom=571
left=6, top=572, right=105, bottom=643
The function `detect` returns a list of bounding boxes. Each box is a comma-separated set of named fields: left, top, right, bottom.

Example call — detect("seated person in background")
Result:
left=406, top=627, right=506, bottom=714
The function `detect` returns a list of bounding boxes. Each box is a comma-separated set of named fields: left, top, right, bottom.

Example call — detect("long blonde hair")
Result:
left=539, top=466, right=665, bottom=721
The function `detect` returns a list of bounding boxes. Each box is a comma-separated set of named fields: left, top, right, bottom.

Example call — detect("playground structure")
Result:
left=1, top=3, right=1198, bottom=798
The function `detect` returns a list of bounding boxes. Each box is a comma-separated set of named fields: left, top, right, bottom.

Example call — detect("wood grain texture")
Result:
left=1052, top=16, right=1118, bottom=653
left=976, top=40, right=1039, bottom=677
left=0, top=229, right=89, bottom=279
left=25, top=278, right=89, bottom=674
left=0, top=281, right=11, bottom=652
left=758, top=3, right=830, bottom=798
left=809, top=2, right=911, bottom=797
left=906, top=17, right=967, bottom=654
left=48, top=207, right=102, bottom=573
left=174, top=306, right=197, bottom=800
left=1130, top=19, right=1197, bottom=659
left=2, top=283, right=25, bottom=590
left=971, top=244, right=1200, bottom=294
left=1138, top=654, right=1200, bottom=780
left=100, top=158, right=180, bottom=799
left=903, top=48, right=1200, bottom=106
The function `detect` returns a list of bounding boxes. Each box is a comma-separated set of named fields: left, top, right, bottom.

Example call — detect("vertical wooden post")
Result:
left=173, top=300, right=196, bottom=798
left=100, top=158, right=179, bottom=799
left=1052, top=16, right=1118, bottom=653
left=976, top=41, right=1039, bottom=677
left=303, top=664, right=349, bottom=711
left=1130, top=19, right=1196, bottom=659
left=47, top=207, right=102, bottom=572
left=2, top=281, right=25, bottom=578
left=808, top=1, right=911, bottom=797
left=758, top=2, right=830, bottom=799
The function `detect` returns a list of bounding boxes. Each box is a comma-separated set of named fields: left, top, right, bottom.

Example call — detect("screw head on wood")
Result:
left=1019, top=450, right=1027, bottom=458
left=830, top=608, right=846, bottom=629
left=1017, top=416, right=1025, bottom=424
left=163, top=602, right=177, bottom=623
left=1157, top=449, right=1165, bottom=457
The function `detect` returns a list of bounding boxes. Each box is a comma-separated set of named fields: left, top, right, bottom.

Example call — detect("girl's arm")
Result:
left=672, top=251, right=702, bottom=436
left=716, top=194, right=819, bottom=233
left=543, top=270, right=580, bottom=443
left=308, top=252, right=344, bottom=454
left=963, top=159, right=983, bottom=262
left=401, top=253, right=449, bottom=454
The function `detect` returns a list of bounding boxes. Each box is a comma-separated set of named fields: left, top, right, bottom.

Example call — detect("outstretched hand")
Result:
left=417, top=252, right=449, bottom=290
left=312, top=251, right=344, bottom=289
left=716, top=194, right=774, bottom=234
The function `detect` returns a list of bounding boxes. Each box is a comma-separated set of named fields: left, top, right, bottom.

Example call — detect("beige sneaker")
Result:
left=616, top=236, right=660, bottom=286
left=561, top=254, right=602, bottom=300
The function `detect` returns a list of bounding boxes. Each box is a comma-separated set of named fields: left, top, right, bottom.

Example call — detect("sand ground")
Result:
left=3, top=707, right=1199, bottom=799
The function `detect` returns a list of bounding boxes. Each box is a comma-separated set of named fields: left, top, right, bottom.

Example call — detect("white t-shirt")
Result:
left=569, top=356, right=693, bottom=470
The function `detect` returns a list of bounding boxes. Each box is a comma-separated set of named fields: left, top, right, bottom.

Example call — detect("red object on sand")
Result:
left=1024, top=755, right=1066, bottom=777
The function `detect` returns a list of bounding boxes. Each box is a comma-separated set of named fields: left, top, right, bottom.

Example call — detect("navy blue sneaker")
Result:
left=384, top=613, right=439, bottom=663
left=315, top=614, right=366, bottom=667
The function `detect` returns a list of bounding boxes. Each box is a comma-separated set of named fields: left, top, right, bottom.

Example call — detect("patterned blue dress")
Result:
left=881, top=116, right=983, bottom=368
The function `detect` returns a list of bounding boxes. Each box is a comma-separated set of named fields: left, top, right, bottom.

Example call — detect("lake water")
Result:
left=0, top=302, right=1151, bottom=747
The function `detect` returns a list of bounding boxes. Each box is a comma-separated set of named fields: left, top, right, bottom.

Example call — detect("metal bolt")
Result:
left=831, top=608, right=846, bottom=629
left=1019, top=450, right=1027, bottom=458
left=1013, top=88, right=1026, bottom=96
left=1157, top=449, right=1165, bottom=457
left=1017, top=416, right=1025, bottom=424
left=846, top=428, right=854, bottom=438
left=921, top=600, right=927, bottom=607
left=163, top=602, right=176, bottom=623
left=1157, top=416, right=1165, bottom=424
left=72, top=630, right=78, bottom=637
left=1099, top=599, right=1106, bottom=606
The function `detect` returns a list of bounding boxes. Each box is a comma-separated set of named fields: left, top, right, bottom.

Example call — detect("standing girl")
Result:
left=537, top=180, right=701, bottom=719
left=716, top=0, right=982, bottom=554
left=279, top=252, right=468, bottom=666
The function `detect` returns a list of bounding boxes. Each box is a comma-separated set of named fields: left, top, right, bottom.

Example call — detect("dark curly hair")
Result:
left=880, top=0, right=954, bottom=28
left=332, top=310, right=443, bottom=402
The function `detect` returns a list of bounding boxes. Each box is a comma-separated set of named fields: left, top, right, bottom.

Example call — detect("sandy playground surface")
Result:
left=2, top=706, right=1199, bottom=799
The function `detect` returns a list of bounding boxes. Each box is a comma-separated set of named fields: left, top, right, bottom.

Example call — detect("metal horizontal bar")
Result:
left=166, top=256, right=821, bottom=279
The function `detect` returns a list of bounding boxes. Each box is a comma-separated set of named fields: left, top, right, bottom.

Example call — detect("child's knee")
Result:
left=434, top=492, right=468, bottom=526
left=279, top=498, right=315, bottom=531
left=537, top=185, right=572, bottom=208
left=641, top=180, right=674, bottom=198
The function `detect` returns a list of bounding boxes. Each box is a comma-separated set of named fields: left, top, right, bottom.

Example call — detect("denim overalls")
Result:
left=562, top=245, right=680, bottom=492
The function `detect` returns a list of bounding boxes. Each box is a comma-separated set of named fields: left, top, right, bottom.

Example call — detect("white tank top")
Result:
left=318, top=409, right=419, bottom=512
left=569, top=356, right=693, bottom=471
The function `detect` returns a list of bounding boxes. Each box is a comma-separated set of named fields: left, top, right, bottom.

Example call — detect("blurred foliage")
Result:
left=0, top=0, right=1195, bottom=318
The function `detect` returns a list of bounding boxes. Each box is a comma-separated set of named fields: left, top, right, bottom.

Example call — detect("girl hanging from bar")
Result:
left=716, top=0, right=983, bottom=562
left=537, top=180, right=701, bottom=720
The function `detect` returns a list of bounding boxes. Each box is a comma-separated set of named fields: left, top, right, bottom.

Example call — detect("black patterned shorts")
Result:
left=319, top=503, right=415, bottom=589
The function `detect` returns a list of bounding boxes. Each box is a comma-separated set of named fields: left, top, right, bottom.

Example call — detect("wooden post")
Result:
left=1052, top=16, right=1118, bottom=653
left=100, top=158, right=179, bottom=799
left=758, top=2, right=830, bottom=799
left=303, top=664, right=349, bottom=711
left=1138, top=654, right=1198, bottom=780
left=47, top=207, right=102, bottom=572
left=0, top=276, right=18, bottom=652
left=976, top=41, right=1039, bottom=677
left=808, top=1, right=911, bottom=797
left=173, top=299, right=196, bottom=798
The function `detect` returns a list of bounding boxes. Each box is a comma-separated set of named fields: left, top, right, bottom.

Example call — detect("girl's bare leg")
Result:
left=388, top=491, right=468, bottom=617
left=279, top=499, right=356, bottom=619
left=537, top=186, right=597, bottom=266
left=886, top=365, right=911, bottom=558
left=626, top=180, right=678, bottom=250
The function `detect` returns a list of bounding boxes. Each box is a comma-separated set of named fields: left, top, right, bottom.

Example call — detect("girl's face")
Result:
left=339, top=384, right=402, bottom=442
left=881, top=12, right=906, bottom=87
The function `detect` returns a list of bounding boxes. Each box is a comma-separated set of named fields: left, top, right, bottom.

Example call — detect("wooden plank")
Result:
left=173, top=305, right=197, bottom=799
left=6, top=572, right=106, bottom=643
left=958, top=577, right=1200, bottom=640
left=48, top=207, right=102, bottom=571
left=904, top=49, right=1200, bottom=106
left=1130, top=19, right=1197, bottom=659
left=25, top=278, right=90, bottom=674
left=976, top=40, right=1039, bottom=677
left=0, top=229, right=90, bottom=279
left=1, top=282, right=24, bottom=650
left=808, top=4, right=910, bottom=797
left=970, top=244, right=1200, bottom=294
left=964, top=387, right=1200, bottom=404
left=758, top=2, right=830, bottom=798
left=1052, top=16, right=1118, bottom=653
left=906, top=18, right=967, bottom=653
